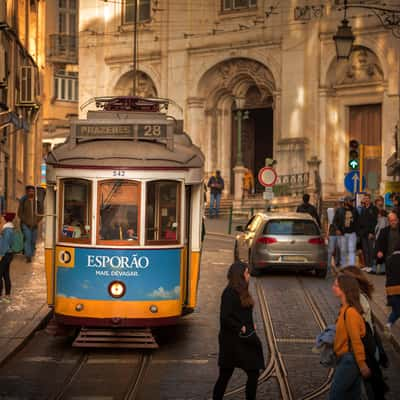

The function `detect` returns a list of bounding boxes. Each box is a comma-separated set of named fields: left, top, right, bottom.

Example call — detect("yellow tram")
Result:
left=44, top=97, right=205, bottom=327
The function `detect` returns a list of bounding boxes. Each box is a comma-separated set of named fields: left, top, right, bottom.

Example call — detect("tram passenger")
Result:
left=213, top=262, right=264, bottom=400
left=329, top=274, right=370, bottom=400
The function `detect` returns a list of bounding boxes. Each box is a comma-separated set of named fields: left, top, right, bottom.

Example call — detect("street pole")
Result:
left=236, top=109, right=243, bottom=166
left=359, top=143, right=364, bottom=192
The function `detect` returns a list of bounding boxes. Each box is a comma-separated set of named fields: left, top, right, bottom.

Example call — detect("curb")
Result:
left=206, top=231, right=235, bottom=239
left=0, top=304, right=53, bottom=367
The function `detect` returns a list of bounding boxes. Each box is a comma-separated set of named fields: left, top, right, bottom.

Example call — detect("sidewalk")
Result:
left=0, top=242, right=51, bottom=366
left=204, top=216, right=400, bottom=353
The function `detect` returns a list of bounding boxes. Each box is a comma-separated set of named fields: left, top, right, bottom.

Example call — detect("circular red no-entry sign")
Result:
left=258, top=167, right=277, bottom=187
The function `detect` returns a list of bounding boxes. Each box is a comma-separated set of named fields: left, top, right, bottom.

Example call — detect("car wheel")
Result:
left=315, top=269, right=327, bottom=279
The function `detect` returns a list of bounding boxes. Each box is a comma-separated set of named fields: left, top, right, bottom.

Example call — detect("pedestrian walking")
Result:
left=327, top=201, right=342, bottom=274
left=375, top=212, right=400, bottom=264
left=370, top=208, right=389, bottom=274
left=207, top=170, right=224, bottom=218
left=342, top=267, right=388, bottom=399
left=358, top=194, right=378, bottom=271
left=0, top=212, right=16, bottom=303
left=213, top=262, right=264, bottom=400
left=296, top=193, right=321, bottom=227
left=17, top=185, right=42, bottom=262
left=242, top=168, right=254, bottom=201
left=333, top=196, right=359, bottom=267
left=384, top=250, right=400, bottom=338
left=329, top=274, right=370, bottom=400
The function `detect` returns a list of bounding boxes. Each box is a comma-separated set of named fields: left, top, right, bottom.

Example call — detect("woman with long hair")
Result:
left=341, top=266, right=374, bottom=330
left=329, top=274, right=370, bottom=400
left=213, top=262, right=264, bottom=400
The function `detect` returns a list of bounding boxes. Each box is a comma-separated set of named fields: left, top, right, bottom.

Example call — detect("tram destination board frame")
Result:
left=76, top=124, right=167, bottom=139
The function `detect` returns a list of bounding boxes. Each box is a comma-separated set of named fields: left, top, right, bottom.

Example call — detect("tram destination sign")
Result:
left=76, top=124, right=167, bottom=139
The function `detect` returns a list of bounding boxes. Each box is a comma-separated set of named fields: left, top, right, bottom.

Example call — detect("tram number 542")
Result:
left=113, top=170, right=126, bottom=177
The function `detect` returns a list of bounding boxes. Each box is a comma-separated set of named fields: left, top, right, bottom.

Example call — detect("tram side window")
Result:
left=98, top=180, right=140, bottom=243
left=146, top=181, right=180, bottom=243
left=61, top=179, right=91, bottom=241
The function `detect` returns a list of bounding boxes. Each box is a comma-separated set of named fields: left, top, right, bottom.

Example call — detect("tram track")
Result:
left=48, top=351, right=151, bottom=400
left=224, top=276, right=333, bottom=400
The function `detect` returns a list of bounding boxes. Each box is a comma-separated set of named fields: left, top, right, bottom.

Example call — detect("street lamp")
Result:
left=333, top=0, right=354, bottom=60
left=333, top=0, right=400, bottom=59
left=235, top=97, right=249, bottom=166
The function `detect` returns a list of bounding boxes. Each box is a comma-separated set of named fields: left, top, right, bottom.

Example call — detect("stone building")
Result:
left=42, top=0, right=79, bottom=149
left=78, top=0, right=400, bottom=201
left=0, top=0, right=44, bottom=212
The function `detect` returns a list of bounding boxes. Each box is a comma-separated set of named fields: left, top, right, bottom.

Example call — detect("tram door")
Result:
left=184, top=186, right=191, bottom=306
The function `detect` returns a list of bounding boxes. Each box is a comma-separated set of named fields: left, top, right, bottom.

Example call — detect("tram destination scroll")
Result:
left=76, top=124, right=167, bottom=139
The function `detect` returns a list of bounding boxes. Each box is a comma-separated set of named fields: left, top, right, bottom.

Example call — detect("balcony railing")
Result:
left=48, top=34, right=77, bottom=64
left=273, top=172, right=310, bottom=196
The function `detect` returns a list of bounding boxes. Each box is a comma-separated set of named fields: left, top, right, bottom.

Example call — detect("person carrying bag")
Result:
left=213, top=262, right=264, bottom=400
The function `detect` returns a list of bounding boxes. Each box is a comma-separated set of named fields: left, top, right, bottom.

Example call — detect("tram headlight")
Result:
left=108, top=281, right=126, bottom=298
left=149, top=305, right=158, bottom=313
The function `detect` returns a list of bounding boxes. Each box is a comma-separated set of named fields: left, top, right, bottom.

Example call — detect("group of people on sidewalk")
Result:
left=0, top=185, right=42, bottom=303
left=213, top=261, right=391, bottom=400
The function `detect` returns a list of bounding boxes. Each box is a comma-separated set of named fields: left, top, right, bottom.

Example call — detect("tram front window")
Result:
left=146, top=181, right=180, bottom=243
left=60, top=179, right=91, bottom=242
left=98, top=180, right=140, bottom=243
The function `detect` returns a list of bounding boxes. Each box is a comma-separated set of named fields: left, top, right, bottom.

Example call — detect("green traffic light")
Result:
left=349, top=159, right=359, bottom=169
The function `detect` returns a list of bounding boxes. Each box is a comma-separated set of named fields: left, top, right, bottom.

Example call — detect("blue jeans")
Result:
left=327, top=236, right=340, bottom=272
left=388, top=295, right=400, bottom=326
left=22, top=224, right=38, bottom=258
left=338, top=232, right=357, bottom=266
left=329, top=353, right=361, bottom=400
left=209, top=192, right=221, bottom=217
left=371, top=261, right=385, bottom=274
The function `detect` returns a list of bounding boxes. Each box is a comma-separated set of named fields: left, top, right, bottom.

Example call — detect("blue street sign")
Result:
left=385, top=192, right=393, bottom=207
left=344, top=171, right=366, bottom=193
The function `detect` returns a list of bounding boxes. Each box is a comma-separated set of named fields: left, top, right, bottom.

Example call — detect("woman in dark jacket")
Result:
left=213, top=262, right=264, bottom=400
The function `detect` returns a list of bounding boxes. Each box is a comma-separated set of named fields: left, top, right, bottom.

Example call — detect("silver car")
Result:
left=234, top=212, right=328, bottom=278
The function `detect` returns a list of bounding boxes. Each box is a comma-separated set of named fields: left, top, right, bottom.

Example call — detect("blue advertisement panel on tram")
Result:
left=56, top=247, right=181, bottom=301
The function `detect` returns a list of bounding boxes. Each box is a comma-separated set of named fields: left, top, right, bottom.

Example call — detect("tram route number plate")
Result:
left=76, top=124, right=167, bottom=139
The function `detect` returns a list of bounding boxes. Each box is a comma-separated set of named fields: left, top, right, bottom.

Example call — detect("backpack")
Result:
left=11, top=229, right=24, bottom=253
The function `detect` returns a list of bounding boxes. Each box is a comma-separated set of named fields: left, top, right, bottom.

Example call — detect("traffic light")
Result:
left=349, top=139, right=359, bottom=170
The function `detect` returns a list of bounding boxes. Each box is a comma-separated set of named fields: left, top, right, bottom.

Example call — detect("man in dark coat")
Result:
left=376, top=212, right=400, bottom=264
left=297, top=193, right=321, bottom=227
left=332, top=196, right=358, bottom=266
left=358, top=193, right=378, bottom=270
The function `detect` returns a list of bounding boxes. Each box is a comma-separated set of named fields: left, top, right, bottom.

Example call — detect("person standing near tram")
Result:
left=17, top=185, right=42, bottom=263
left=207, top=170, right=224, bottom=218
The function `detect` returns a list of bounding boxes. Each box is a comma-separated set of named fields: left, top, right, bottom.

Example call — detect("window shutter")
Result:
left=19, top=66, right=35, bottom=104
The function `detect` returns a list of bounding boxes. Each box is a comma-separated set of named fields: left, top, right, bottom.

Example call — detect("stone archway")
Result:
left=114, top=70, right=157, bottom=97
left=194, top=58, right=276, bottom=197
left=322, top=45, right=385, bottom=195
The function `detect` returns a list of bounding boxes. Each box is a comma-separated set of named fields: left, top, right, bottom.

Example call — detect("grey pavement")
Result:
left=0, top=242, right=51, bottom=366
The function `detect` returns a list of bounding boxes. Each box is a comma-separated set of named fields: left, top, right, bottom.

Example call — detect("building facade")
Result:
left=79, top=0, right=400, bottom=200
left=42, top=0, right=79, bottom=149
left=0, top=0, right=44, bottom=212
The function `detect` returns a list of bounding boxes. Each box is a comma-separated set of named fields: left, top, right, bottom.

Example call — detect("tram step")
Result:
left=72, top=327, right=159, bottom=349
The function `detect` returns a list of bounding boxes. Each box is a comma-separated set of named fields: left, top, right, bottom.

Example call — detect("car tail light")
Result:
left=257, top=237, right=277, bottom=244
left=308, top=237, right=324, bottom=245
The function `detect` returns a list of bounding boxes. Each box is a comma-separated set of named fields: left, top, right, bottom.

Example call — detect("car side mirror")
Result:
left=236, top=225, right=244, bottom=232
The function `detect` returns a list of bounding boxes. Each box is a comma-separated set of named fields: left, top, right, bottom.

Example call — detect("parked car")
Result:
left=234, top=212, right=327, bottom=278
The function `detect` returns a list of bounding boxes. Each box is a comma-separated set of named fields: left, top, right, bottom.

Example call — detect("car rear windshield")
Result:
left=264, top=219, right=319, bottom=236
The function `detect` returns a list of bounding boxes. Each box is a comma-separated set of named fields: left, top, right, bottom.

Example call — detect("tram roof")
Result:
left=46, top=135, right=204, bottom=169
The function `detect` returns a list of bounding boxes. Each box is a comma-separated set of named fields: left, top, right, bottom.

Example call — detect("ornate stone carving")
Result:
left=114, top=70, right=157, bottom=97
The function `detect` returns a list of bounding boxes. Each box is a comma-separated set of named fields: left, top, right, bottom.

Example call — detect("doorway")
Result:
left=231, top=107, right=273, bottom=194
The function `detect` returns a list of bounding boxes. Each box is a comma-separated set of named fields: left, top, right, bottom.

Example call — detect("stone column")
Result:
left=186, top=97, right=205, bottom=148
left=307, top=156, right=322, bottom=205
left=233, top=165, right=246, bottom=204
